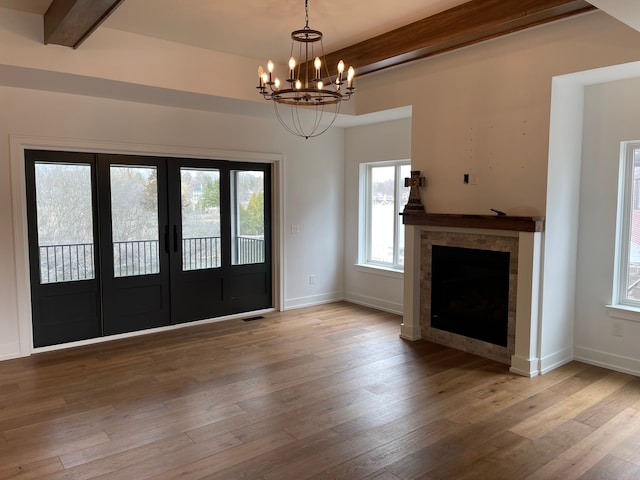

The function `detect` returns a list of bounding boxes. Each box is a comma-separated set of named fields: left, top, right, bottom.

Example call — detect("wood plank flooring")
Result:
left=1, top=302, right=640, bottom=479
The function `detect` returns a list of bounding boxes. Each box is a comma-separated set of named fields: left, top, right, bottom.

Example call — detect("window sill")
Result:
left=605, top=304, right=640, bottom=322
left=356, top=264, right=404, bottom=279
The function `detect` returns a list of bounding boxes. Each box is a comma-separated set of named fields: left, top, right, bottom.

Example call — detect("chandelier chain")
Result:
left=305, top=0, right=309, bottom=29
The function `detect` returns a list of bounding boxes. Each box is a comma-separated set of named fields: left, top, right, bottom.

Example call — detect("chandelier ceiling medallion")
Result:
left=257, top=0, right=355, bottom=139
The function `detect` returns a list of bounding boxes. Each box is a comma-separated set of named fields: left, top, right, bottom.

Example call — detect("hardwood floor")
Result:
left=1, top=302, right=640, bottom=479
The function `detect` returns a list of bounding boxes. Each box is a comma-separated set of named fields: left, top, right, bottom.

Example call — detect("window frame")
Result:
left=358, top=159, right=411, bottom=273
left=611, top=141, right=640, bottom=315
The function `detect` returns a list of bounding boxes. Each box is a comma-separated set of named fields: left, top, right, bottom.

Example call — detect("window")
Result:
left=613, top=142, right=640, bottom=309
left=359, top=160, right=411, bottom=271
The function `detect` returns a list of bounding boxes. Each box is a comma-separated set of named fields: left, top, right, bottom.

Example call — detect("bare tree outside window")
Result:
left=110, top=165, right=160, bottom=277
left=35, top=163, right=95, bottom=283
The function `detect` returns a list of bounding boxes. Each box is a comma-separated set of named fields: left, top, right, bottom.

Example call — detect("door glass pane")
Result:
left=180, top=168, right=221, bottom=270
left=370, top=165, right=395, bottom=264
left=232, top=170, right=265, bottom=265
left=35, top=163, right=95, bottom=284
left=110, top=165, right=159, bottom=277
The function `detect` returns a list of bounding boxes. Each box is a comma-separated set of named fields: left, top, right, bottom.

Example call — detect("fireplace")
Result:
left=421, top=230, right=518, bottom=364
left=400, top=213, right=544, bottom=375
left=431, top=245, right=510, bottom=347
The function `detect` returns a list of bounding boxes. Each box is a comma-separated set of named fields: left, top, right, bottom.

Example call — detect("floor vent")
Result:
left=243, top=316, right=265, bottom=322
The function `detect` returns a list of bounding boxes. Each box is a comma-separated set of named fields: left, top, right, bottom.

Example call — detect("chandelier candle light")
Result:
left=257, top=0, right=355, bottom=139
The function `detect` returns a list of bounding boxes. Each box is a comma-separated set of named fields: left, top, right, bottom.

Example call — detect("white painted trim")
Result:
left=574, top=345, right=640, bottom=377
left=9, top=136, right=34, bottom=357
left=283, top=292, right=344, bottom=310
left=401, top=225, right=421, bottom=343
left=272, top=156, right=285, bottom=312
left=9, top=134, right=284, bottom=359
left=355, top=264, right=404, bottom=280
left=509, top=355, right=540, bottom=377
left=0, top=343, right=22, bottom=362
left=357, top=159, right=411, bottom=269
left=539, top=346, right=574, bottom=375
left=343, top=291, right=403, bottom=315
left=513, top=232, right=543, bottom=377
left=400, top=322, right=422, bottom=341
left=605, top=304, right=640, bottom=322
left=611, top=142, right=635, bottom=308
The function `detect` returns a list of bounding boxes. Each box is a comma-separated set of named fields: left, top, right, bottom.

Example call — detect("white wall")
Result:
left=343, top=118, right=411, bottom=314
left=355, top=11, right=640, bottom=216
left=349, top=10, right=640, bottom=374
left=574, top=77, right=640, bottom=375
left=0, top=86, right=345, bottom=360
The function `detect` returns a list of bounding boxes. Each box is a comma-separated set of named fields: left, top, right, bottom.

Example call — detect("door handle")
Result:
left=173, top=225, right=178, bottom=253
left=164, top=225, right=169, bottom=254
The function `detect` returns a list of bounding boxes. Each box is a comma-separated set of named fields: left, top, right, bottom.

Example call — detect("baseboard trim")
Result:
left=574, top=345, right=640, bottom=377
left=283, top=292, right=344, bottom=310
left=510, top=355, right=540, bottom=377
left=539, top=346, right=574, bottom=375
left=343, top=291, right=403, bottom=316
left=400, top=322, right=422, bottom=341
left=0, top=343, right=22, bottom=362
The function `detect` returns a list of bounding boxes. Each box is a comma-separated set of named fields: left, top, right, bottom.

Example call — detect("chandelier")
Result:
left=257, top=0, right=355, bottom=139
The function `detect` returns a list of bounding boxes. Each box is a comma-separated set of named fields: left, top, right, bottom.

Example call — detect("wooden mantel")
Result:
left=401, top=211, right=544, bottom=232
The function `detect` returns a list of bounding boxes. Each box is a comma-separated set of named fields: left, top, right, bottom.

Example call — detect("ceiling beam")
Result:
left=322, top=0, right=596, bottom=77
left=44, top=0, right=126, bottom=49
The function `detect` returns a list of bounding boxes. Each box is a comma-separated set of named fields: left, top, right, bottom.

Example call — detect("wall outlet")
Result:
left=612, top=322, right=623, bottom=337
left=309, top=274, right=315, bottom=285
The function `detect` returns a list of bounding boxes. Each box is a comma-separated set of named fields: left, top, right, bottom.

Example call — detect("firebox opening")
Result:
left=431, top=245, right=510, bottom=347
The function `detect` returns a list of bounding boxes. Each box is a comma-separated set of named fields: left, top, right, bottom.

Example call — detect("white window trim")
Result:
left=608, top=140, right=640, bottom=321
left=357, top=159, right=410, bottom=274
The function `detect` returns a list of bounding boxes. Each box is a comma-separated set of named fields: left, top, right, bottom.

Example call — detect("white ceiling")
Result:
left=0, top=0, right=467, bottom=61
left=586, top=0, right=640, bottom=32
left=0, top=1, right=638, bottom=63
left=1, top=1, right=638, bottom=64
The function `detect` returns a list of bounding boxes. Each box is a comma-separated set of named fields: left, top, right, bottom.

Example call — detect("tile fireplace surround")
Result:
left=401, top=213, right=544, bottom=377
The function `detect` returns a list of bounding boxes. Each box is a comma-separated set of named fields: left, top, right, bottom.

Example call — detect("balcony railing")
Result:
left=236, top=236, right=265, bottom=264
left=183, top=236, right=221, bottom=270
left=113, top=239, right=160, bottom=277
left=39, top=236, right=265, bottom=283
left=39, top=243, right=95, bottom=284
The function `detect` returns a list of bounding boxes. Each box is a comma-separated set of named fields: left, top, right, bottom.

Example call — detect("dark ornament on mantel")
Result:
left=403, top=170, right=426, bottom=213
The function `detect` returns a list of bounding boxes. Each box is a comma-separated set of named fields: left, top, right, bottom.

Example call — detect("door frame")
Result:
left=10, top=135, right=283, bottom=357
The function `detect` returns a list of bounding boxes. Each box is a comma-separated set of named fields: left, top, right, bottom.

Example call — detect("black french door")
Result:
left=25, top=151, right=102, bottom=346
left=25, top=150, right=272, bottom=347
left=168, top=160, right=272, bottom=323
left=97, top=155, right=172, bottom=335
